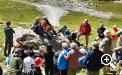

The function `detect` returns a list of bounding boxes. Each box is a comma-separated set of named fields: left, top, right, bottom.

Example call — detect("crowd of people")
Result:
left=1, top=16, right=122, bottom=75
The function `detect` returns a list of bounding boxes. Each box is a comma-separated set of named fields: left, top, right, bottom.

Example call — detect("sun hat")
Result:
left=34, top=57, right=43, bottom=65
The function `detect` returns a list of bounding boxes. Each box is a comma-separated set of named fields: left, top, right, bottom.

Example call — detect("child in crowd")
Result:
left=30, top=57, right=43, bottom=75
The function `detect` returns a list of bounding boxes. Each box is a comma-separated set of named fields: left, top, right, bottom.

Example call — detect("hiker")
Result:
left=57, top=42, right=70, bottom=75
left=112, top=47, right=122, bottom=63
left=22, top=50, right=34, bottom=75
left=4, top=21, right=15, bottom=56
left=95, top=23, right=106, bottom=41
left=77, top=19, right=91, bottom=47
left=44, top=26, right=54, bottom=40
left=84, top=41, right=104, bottom=75
left=43, top=44, right=54, bottom=75
left=64, top=42, right=83, bottom=75
left=99, top=30, right=112, bottom=75
left=32, top=17, right=42, bottom=35
left=110, top=25, right=119, bottom=49
left=64, top=28, right=72, bottom=42
left=30, top=57, right=43, bottom=75
left=42, top=17, right=57, bottom=35
left=59, top=25, right=67, bottom=35
left=8, top=48, right=22, bottom=75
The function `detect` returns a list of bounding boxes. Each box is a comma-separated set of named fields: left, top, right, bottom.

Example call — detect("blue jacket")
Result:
left=57, top=48, right=70, bottom=70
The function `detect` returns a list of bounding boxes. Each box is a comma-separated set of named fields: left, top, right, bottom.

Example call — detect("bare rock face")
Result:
left=30, top=0, right=113, bottom=19
left=13, top=27, right=69, bottom=50
left=13, top=27, right=43, bottom=49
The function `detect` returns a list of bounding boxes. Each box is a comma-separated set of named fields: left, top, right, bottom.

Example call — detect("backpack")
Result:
left=80, top=23, right=91, bottom=35
left=85, top=50, right=104, bottom=71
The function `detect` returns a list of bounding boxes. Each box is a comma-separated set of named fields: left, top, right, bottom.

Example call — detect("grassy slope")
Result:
left=0, top=0, right=121, bottom=75
left=0, top=0, right=43, bottom=46
left=0, top=0, right=42, bottom=61
left=60, top=11, right=122, bottom=46
left=0, top=0, right=42, bottom=22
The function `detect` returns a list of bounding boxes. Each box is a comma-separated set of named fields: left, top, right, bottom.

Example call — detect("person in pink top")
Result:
left=64, top=42, right=83, bottom=75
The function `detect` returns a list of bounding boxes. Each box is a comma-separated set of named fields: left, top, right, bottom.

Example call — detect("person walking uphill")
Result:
left=4, top=21, right=15, bottom=56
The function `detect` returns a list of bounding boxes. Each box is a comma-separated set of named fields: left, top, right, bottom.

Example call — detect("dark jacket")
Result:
left=44, top=51, right=54, bottom=68
left=84, top=47, right=104, bottom=71
left=30, top=67, right=42, bottom=75
left=4, top=26, right=15, bottom=40
left=97, top=27, right=106, bottom=38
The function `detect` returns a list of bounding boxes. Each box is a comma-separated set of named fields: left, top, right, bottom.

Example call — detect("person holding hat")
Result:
left=30, top=57, right=43, bottom=75
left=84, top=41, right=104, bottom=75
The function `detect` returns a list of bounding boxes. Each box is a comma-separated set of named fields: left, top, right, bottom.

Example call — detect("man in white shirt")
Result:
left=22, top=50, right=34, bottom=75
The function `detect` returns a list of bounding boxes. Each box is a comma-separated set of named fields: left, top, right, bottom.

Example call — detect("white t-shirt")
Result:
left=22, top=56, right=34, bottom=73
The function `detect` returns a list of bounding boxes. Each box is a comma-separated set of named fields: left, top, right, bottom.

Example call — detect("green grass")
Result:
left=0, top=0, right=42, bottom=22
left=0, top=0, right=122, bottom=74
left=92, top=1, right=122, bottom=15
left=60, top=10, right=122, bottom=46
left=0, top=0, right=43, bottom=61
left=0, top=0, right=43, bottom=45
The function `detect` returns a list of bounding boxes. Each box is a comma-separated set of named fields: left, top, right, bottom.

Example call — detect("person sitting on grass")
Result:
left=64, top=28, right=72, bottom=42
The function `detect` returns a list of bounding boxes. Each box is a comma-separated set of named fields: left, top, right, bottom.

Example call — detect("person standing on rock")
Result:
left=4, top=21, right=15, bottom=56
left=77, top=19, right=91, bottom=47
